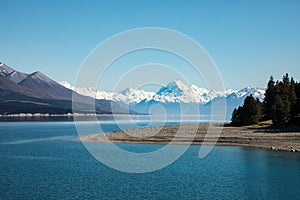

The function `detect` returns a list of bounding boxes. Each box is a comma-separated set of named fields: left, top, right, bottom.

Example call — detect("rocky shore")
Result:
left=78, top=124, right=300, bottom=152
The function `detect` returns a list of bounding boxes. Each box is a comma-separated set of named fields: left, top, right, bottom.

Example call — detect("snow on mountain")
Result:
left=113, top=88, right=156, bottom=104
left=60, top=80, right=265, bottom=105
left=155, top=80, right=200, bottom=103
left=154, top=80, right=235, bottom=104
left=60, top=81, right=74, bottom=90
left=60, top=81, right=155, bottom=104
left=227, top=86, right=265, bottom=102
left=60, top=81, right=107, bottom=99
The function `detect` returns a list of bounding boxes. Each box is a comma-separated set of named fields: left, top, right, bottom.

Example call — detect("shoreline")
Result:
left=0, top=113, right=149, bottom=117
left=78, top=124, right=300, bottom=152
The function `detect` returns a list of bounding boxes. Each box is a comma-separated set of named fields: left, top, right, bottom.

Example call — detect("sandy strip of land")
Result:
left=78, top=124, right=300, bottom=152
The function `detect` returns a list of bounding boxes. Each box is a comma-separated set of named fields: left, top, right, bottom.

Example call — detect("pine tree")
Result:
left=255, top=97, right=263, bottom=122
left=280, top=74, right=292, bottom=123
left=231, top=108, right=240, bottom=126
left=272, top=94, right=286, bottom=126
left=289, top=78, right=297, bottom=124
left=295, top=81, right=300, bottom=97
left=289, top=77, right=297, bottom=105
left=290, top=81, right=300, bottom=125
left=232, top=73, right=300, bottom=127
left=263, top=76, right=276, bottom=120
left=231, top=95, right=262, bottom=126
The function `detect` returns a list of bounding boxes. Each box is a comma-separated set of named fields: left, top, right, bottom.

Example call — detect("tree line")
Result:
left=231, top=73, right=300, bottom=126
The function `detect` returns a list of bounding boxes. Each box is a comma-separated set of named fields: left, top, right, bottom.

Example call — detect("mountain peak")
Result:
left=31, top=71, right=45, bottom=77
left=228, top=86, right=265, bottom=101
left=0, top=63, right=29, bottom=83
left=26, top=71, right=54, bottom=83
left=172, top=79, right=186, bottom=86
left=157, top=80, right=190, bottom=96
left=167, top=79, right=189, bottom=89
left=0, top=63, right=15, bottom=76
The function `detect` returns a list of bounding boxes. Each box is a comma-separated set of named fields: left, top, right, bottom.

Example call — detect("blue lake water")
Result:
left=0, top=122, right=300, bottom=199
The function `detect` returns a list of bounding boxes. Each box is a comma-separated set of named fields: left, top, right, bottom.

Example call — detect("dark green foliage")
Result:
left=289, top=78, right=297, bottom=105
left=272, top=94, right=286, bottom=125
left=290, top=81, right=300, bottom=126
left=232, top=73, right=300, bottom=127
left=264, top=73, right=299, bottom=126
left=295, top=81, right=300, bottom=97
left=263, top=76, right=276, bottom=120
left=291, top=99, right=300, bottom=126
left=231, top=95, right=262, bottom=126
left=231, top=108, right=240, bottom=125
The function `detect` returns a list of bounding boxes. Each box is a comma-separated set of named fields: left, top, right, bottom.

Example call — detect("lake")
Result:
left=1, top=121, right=300, bottom=199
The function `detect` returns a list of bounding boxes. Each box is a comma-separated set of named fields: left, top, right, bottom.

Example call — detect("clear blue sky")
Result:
left=1, top=0, right=300, bottom=91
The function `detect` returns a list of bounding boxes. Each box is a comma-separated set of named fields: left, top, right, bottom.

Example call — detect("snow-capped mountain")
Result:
left=229, top=86, right=265, bottom=101
left=153, top=80, right=235, bottom=104
left=61, top=80, right=265, bottom=106
left=114, top=88, right=156, bottom=104
left=60, top=81, right=155, bottom=104
left=60, top=80, right=266, bottom=119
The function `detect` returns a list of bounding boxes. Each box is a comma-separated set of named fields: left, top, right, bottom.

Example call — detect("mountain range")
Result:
left=61, top=79, right=265, bottom=119
left=0, top=63, right=265, bottom=118
left=61, top=80, right=265, bottom=104
left=0, top=63, right=127, bottom=115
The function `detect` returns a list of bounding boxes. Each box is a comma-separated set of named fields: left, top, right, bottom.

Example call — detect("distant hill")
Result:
left=0, top=63, right=129, bottom=115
